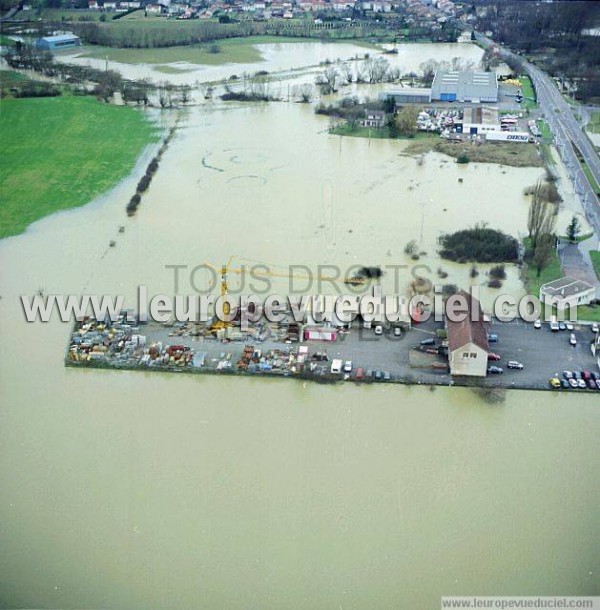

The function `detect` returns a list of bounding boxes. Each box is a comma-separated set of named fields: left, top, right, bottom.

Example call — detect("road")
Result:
left=476, top=34, right=600, bottom=237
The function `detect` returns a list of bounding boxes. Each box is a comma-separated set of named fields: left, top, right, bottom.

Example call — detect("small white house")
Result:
left=539, top=276, right=596, bottom=311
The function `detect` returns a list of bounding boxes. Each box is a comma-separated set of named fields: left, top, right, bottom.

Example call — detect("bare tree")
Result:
left=179, top=84, right=192, bottom=105
left=316, top=66, right=339, bottom=95
left=198, top=81, right=214, bottom=100
left=157, top=80, right=176, bottom=108
left=355, top=64, right=366, bottom=83
left=297, top=83, right=314, bottom=103
left=340, top=61, right=354, bottom=84
left=365, top=57, right=390, bottom=83
left=419, top=59, right=440, bottom=85
left=527, top=180, right=558, bottom=249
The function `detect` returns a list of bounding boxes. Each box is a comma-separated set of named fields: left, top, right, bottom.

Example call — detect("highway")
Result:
left=477, top=34, right=600, bottom=237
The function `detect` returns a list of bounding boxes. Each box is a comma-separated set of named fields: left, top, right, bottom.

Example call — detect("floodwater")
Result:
left=62, top=39, right=485, bottom=86
left=1, top=42, right=599, bottom=608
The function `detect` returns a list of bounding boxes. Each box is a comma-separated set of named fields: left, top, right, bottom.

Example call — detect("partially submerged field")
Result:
left=0, top=95, right=155, bottom=239
left=405, top=138, right=544, bottom=168
left=76, top=36, right=333, bottom=66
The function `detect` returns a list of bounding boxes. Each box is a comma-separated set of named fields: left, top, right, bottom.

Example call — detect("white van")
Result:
left=331, top=359, right=343, bottom=374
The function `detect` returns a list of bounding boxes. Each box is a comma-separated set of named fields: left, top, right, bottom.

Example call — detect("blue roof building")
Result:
left=35, top=34, right=82, bottom=51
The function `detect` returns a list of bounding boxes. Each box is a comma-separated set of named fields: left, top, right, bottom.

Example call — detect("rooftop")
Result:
left=446, top=290, right=489, bottom=353
left=540, top=276, right=595, bottom=299
left=38, top=33, right=80, bottom=42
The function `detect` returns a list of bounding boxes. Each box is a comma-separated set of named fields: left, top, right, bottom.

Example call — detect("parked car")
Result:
left=587, top=379, right=597, bottom=390
left=596, top=380, right=600, bottom=390
left=393, top=327, right=402, bottom=337
left=560, top=379, right=570, bottom=389
left=383, top=371, right=391, bottom=381
left=507, top=361, right=524, bottom=369
left=569, top=333, right=577, bottom=346
left=591, top=372, right=599, bottom=381
left=565, top=322, right=574, bottom=331
left=558, top=322, right=567, bottom=331
left=577, top=379, right=587, bottom=389
left=487, top=352, right=501, bottom=361
left=568, top=378, right=578, bottom=388
left=343, top=360, right=352, bottom=373
left=366, top=369, right=373, bottom=379
left=488, top=366, right=503, bottom=374
left=355, top=367, right=365, bottom=380
left=591, top=323, right=599, bottom=333
left=563, top=370, right=573, bottom=379
left=581, top=370, right=592, bottom=380
left=374, top=370, right=383, bottom=380
left=420, top=337, right=436, bottom=346
left=374, top=325, right=383, bottom=336
left=534, top=319, right=542, bottom=329
left=573, top=371, right=581, bottom=379
left=488, top=333, right=498, bottom=343
left=549, top=377, right=561, bottom=388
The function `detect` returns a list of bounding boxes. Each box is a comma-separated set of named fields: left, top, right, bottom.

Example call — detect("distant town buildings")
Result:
left=78, top=0, right=460, bottom=28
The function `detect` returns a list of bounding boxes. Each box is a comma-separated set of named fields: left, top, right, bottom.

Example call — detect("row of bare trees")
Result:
left=315, top=58, right=403, bottom=95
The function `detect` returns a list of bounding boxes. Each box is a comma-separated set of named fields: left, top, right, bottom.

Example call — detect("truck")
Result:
left=330, top=359, right=343, bottom=374
left=485, top=131, right=531, bottom=143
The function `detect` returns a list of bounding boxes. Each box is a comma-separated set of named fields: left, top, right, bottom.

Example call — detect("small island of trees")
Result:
left=438, top=225, right=520, bottom=263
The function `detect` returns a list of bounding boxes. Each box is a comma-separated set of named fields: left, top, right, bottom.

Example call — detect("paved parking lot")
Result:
left=320, top=317, right=599, bottom=391
left=103, top=317, right=599, bottom=392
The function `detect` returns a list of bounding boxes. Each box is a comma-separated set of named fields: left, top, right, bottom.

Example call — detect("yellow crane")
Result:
left=205, top=258, right=369, bottom=293
left=204, top=257, right=371, bottom=333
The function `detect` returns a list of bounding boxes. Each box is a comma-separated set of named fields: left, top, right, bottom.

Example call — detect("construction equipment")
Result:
left=210, top=255, right=235, bottom=333
left=205, top=257, right=373, bottom=334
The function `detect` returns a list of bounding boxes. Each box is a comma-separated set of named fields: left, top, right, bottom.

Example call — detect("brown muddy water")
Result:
left=1, top=42, right=599, bottom=609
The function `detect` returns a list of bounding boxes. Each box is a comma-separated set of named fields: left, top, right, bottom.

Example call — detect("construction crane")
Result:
left=204, top=258, right=370, bottom=292
left=203, top=257, right=372, bottom=333
left=209, top=255, right=235, bottom=333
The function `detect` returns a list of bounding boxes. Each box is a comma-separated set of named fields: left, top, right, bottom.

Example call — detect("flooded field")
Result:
left=1, top=41, right=599, bottom=608
left=61, top=40, right=485, bottom=86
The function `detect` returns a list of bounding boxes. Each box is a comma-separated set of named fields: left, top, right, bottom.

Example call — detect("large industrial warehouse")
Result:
left=431, top=70, right=499, bottom=103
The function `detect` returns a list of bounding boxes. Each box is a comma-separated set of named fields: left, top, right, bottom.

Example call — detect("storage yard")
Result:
left=66, top=312, right=600, bottom=392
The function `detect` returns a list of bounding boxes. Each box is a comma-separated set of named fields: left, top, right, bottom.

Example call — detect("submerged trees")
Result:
left=316, top=66, right=339, bottom=95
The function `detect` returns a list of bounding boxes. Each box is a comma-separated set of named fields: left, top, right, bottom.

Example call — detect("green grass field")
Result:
left=38, top=8, right=105, bottom=21
left=587, top=111, right=600, bottom=134
left=0, top=95, right=155, bottom=239
left=582, top=162, right=600, bottom=194
left=590, top=251, right=600, bottom=280
left=519, top=75, right=537, bottom=110
left=536, top=118, right=552, bottom=141
left=78, top=35, right=311, bottom=65
left=523, top=237, right=562, bottom=299
left=0, top=69, right=30, bottom=94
